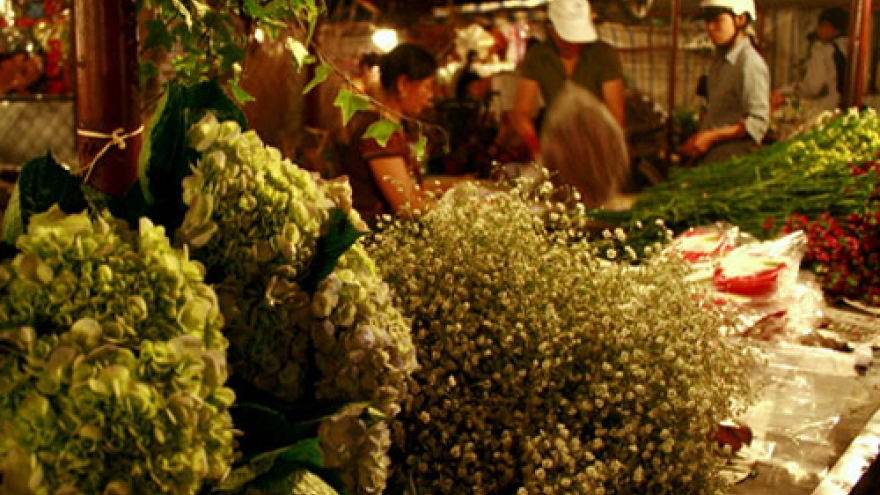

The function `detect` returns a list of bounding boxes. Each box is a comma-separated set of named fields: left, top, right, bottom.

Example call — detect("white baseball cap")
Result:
left=549, top=0, right=598, bottom=43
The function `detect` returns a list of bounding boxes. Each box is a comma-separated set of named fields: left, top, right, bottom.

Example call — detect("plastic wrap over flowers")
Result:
left=0, top=206, right=235, bottom=495
left=368, top=181, right=759, bottom=494
left=180, top=114, right=415, bottom=495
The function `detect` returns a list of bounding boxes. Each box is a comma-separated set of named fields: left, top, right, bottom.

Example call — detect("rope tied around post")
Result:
left=75, top=125, right=144, bottom=183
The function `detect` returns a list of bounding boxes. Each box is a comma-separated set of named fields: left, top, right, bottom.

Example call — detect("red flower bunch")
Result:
left=778, top=160, right=880, bottom=306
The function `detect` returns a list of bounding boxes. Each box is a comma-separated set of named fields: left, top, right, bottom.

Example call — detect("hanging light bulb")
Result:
left=372, top=28, right=398, bottom=53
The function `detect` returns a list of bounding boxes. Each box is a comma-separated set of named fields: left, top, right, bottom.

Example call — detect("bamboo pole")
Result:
left=72, top=0, right=142, bottom=197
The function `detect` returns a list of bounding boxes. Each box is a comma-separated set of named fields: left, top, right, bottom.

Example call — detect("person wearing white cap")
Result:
left=506, top=0, right=625, bottom=160
left=678, top=0, right=770, bottom=165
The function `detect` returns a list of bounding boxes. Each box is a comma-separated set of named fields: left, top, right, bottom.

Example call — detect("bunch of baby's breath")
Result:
left=368, top=181, right=758, bottom=495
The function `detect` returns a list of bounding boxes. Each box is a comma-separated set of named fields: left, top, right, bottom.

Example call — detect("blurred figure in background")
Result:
left=772, top=7, right=849, bottom=117
left=540, top=81, right=630, bottom=209
left=510, top=0, right=625, bottom=160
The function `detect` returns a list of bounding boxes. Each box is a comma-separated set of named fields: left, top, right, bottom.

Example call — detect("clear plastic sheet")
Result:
left=735, top=343, right=878, bottom=490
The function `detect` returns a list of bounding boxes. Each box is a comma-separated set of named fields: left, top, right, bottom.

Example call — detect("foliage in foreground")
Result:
left=368, top=182, right=759, bottom=495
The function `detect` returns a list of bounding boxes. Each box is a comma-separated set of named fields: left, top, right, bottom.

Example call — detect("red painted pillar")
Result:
left=72, top=0, right=141, bottom=196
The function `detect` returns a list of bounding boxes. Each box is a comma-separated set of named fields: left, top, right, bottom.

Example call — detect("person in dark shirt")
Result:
left=342, top=44, right=462, bottom=223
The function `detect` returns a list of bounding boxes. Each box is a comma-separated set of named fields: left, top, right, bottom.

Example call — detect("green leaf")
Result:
left=184, top=80, right=248, bottom=128
left=333, top=89, right=371, bottom=126
left=217, top=440, right=334, bottom=494
left=139, top=61, right=159, bottom=87
left=363, top=119, right=402, bottom=148
left=243, top=0, right=268, bottom=18
left=303, top=64, right=332, bottom=94
left=137, top=83, right=189, bottom=230
left=143, top=19, right=174, bottom=52
left=288, top=470, right=341, bottom=495
left=230, top=81, right=255, bottom=104
left=230, top=402, right=314, bottom=456
left=414, top=133, right=428, bottom=161
left=301, top=208, right=367, bottom=292
left=285, top=38, right=313, bottom=68
left=137, top=79, right=246, bottom=234
left=11, top=152, right=87, bottom=237
left=1, top=183, right=23, bottom=245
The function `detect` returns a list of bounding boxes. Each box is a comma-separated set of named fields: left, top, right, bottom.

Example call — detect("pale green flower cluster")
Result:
left=0, top=207, right=234, bottom=495
left=310, top=243, right=417, bottom=416
left=368, top=182, right=758, bottom=494
left=318, top=403, right=392, bottom=495
left=181, top=112, right=332, bottom=277
left=180, top=114, right=416, bottom=495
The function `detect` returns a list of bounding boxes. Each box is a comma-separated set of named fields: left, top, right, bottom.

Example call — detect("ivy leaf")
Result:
left=333, top=89, right=371, bottom=126
left=230, top=80, right=255, bottom=104
left=301, top=208, right=367, bottom=293
left=285, top=38, right=313, bottom=68
left=414, top=133, right=428, bottom=161
left=363, top=119, right=402, bottom=148
left=302, top=64, right=331, bottom=94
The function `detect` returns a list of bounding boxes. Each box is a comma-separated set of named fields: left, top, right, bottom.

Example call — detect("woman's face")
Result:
left=704, top=12, right=738, bottom=47
left=398, top=75, right=435, bottom=117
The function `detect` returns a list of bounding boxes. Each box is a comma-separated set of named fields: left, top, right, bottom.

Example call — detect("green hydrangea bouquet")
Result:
left=368, top=181, right=759, bottom=494
left=0, top=207, right=235, bottom=495
left=176, top=113, right=417, bottom=495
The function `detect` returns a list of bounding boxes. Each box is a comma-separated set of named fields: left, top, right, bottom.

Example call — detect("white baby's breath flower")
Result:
left=367, top=177, right=758, bottom=494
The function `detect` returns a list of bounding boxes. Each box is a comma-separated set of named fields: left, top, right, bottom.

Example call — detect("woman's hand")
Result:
left=678, top=130, right=715, bottom=158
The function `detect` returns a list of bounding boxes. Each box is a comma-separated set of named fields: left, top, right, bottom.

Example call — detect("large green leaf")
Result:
left=2, top=152, right=87, bottom=244
left=300, top=208, right=367, bottom=292
left=137, top=79, right=246, bottom=234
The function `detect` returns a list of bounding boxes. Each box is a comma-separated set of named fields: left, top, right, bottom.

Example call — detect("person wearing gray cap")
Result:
left=508, top=0, right=625, bottom=160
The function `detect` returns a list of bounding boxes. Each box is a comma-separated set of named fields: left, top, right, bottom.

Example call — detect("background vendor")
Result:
left=508, top=0, right=625, bottom=160
left=679, top=0, right=770, bottom=165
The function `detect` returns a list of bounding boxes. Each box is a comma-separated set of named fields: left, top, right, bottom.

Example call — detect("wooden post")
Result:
left=72, top=0, right=141, bottom=197
left=853, top=0, right=873, bottom=108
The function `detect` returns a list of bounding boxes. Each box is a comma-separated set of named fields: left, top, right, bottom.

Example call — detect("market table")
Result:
left=730, top=308, right=880, bottom=495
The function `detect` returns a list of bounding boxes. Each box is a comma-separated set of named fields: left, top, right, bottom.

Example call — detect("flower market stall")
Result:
left=2, top=2, right=880, bottom=495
